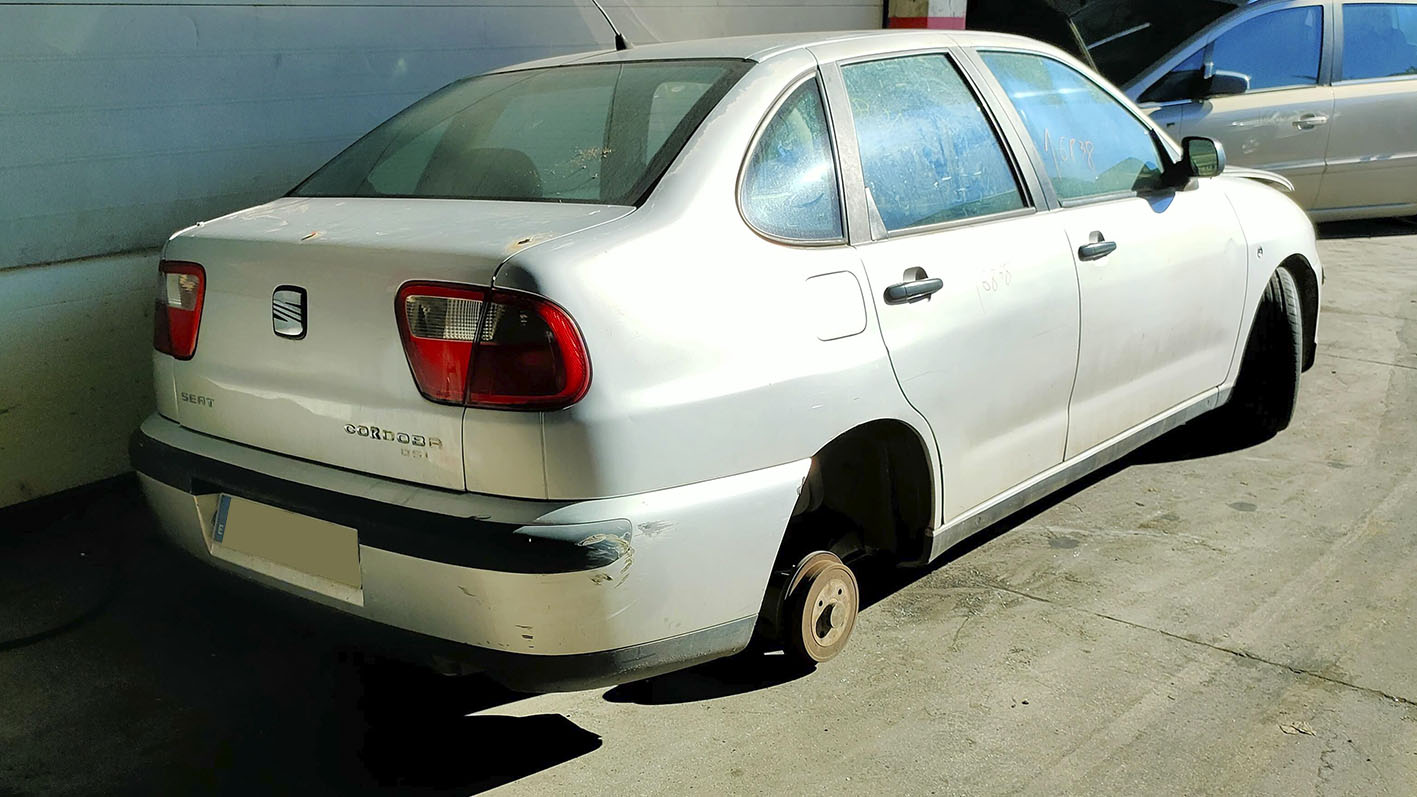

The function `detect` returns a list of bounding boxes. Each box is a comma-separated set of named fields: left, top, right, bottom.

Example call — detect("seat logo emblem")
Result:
left=272, top=286, right=307, bottom=339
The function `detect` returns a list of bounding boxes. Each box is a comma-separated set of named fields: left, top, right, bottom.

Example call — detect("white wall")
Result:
left=0, top=0, right=880, bottom=508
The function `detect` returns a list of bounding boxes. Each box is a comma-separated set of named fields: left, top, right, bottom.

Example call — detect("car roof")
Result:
left=490, top=29, right=1056, bottom=73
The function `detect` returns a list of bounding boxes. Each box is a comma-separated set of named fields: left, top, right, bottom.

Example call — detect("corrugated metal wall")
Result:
left=0, top=0, right=880, bottom=508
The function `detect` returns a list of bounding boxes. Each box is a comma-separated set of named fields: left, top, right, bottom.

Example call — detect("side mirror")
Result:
left=1183, top=136, right=1226, bottom=178
left=1204, top=70, right=1250, bottom=98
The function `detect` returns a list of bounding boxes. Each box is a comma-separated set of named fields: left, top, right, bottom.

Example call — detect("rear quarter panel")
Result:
left=492, top=52, right=940, bottom=505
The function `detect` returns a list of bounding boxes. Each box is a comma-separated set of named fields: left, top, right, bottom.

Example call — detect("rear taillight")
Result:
left=153, top=260, right=205, bottom=360
left=395, top=282, right=590, bottom=410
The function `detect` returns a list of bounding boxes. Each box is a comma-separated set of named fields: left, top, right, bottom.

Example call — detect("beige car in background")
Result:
left=1125, top=0, right=1417, bottom=221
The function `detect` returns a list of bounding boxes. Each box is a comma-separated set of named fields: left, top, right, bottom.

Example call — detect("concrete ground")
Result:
left=3, top=219, right=1417, bottom=796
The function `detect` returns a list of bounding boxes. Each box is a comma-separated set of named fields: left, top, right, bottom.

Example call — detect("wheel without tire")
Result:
left=1223, top=266, right=1303, bottom=438
left=783, top=551, right=859, bottom=664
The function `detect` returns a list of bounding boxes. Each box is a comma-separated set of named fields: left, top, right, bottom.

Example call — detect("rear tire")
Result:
left=1223, top=267, right=1304, bottom=438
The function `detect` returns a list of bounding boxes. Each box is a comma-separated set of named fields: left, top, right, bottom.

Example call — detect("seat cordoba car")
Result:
left=131, top=30, right=1322, bottom=691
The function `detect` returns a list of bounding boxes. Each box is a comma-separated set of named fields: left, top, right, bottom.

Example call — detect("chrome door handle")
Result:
left=1078, top=240, right=1117, bottom=261
left=1295, top=113, right=1329, bottom=129
left=884, top=277, right=944, bottom=304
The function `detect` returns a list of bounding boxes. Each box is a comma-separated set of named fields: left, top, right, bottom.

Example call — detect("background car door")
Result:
left=1316, top=1, right=1417, bottom=215
left=979, top=50, right=1249, bottom=459
left=1136, top=3, right=1334, bottom=208
left=827, top=52, right=1082, bottom=523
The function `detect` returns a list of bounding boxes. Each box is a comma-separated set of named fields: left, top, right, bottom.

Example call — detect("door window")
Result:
left=840, top=54, right=1026, bottom=232
left=981, top=51, right=1167, bottom=202
left=1342, top=4, right=1417, bottom=80
left=1139, top=50, right=1206, bottom=104
left=739, top=79, right=844, bottom=242
left=1211, top=7, right=1324, bottom=92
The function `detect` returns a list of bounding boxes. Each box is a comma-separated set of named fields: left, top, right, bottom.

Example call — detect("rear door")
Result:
left=1317, top=1, right=1417, bottom=215
left=977, top=49, right=1248, bottom=458
left=821, top=51, right=1082, bottom=523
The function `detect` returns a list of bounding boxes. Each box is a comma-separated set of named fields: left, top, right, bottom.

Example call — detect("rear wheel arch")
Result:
left=779, top=419, right=936, bottom=566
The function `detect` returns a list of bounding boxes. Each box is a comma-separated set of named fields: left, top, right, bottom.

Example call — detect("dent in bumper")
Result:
left=131, top=415, right=808, bottom=687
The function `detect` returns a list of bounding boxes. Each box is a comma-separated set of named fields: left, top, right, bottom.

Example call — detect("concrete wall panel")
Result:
left=0, top=252, right=156, bottom=506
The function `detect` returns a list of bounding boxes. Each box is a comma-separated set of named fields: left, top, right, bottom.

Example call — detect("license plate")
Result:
left=211, top=495, right=361, bottom=595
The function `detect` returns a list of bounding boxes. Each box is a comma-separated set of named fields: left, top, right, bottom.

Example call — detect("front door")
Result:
left=826, top=52, right=1081, bottom=523
left=1185, top=3, right=1335, bottom=208
left=979, top=50, right=1249, bottom=459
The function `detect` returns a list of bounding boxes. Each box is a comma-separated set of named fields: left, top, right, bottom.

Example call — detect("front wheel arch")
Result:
left=1223, top=264, right=1305, bottom=438
left=1282, top=254, right=1320, bottom=372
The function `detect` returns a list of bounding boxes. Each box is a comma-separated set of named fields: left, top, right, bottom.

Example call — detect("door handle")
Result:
left=1294, top=113, right=1329, bottom=129
left=884, top=277, right=944, bottom=304
left=1078, top=240, right=1117, bottom=261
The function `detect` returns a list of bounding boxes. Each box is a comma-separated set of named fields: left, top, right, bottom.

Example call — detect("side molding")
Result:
left=921, top=388, right=1228, bottom=563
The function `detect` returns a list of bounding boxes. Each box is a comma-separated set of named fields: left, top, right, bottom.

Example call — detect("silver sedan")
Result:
left=132, top=29, right=1321, bottom=690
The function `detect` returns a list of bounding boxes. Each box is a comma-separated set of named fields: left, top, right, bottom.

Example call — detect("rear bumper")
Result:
left=131, top=414, right=807, bottom=691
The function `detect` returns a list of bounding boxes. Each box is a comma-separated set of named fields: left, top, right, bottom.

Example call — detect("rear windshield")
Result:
left=292, top=59, right=751, bottom=206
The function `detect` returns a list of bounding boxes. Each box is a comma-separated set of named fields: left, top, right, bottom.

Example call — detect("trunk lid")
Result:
left=161, top=196, right=631, bottom=490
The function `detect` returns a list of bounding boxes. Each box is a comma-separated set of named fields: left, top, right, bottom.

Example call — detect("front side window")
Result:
left=1212, top=7, right=1324, bottom=91
left=1342, top=3, right=1417, bottom=80
left=982, top=51, right=1167, bottom=202
left=294, top=59, right=751, bottom=205
left=739, top=79, right=844, bottom=242
left=1140, top=50, right=1206, bottom=104
left=841, top=54, right=1026, bottom=233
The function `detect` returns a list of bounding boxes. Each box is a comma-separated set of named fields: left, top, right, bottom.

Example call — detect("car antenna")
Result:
left=590, top=0, right=632, bottom=51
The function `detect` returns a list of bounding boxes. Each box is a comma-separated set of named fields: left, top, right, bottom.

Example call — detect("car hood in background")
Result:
left=968, top=0, right=1249, bottom=86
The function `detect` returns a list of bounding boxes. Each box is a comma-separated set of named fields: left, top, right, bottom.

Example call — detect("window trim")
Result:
left=828, top=48, right=1038, bottom=243
left=735, top=71, right=849, bottom=248
left=974, top=46, right=1183, bottom=210
left=1334, top=0, right=1417, bottom=84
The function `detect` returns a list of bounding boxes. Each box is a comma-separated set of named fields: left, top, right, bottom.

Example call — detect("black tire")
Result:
left=1223, top=267, right=1304, bottom=438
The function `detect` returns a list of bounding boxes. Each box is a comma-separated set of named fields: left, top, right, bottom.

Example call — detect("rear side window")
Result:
left=293, top=59, right=751, bottom=205
left=982, top=51, right=1167, bottom=202
left=1211, top=7, right=1324, bottom=91
left=739, top=79, right=844, bottom=242
left=841, top=54, right=1025, bottom=232
left=1342, top=3, right=1417, bottom=80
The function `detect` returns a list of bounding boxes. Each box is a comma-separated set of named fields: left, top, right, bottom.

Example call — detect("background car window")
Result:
left=841, top=55, right=1025, bottom=232
left=739, top=79, right=844, bottom=242
left=1139, top=50, right=1206, bottom=104
left=982, top=51, right=1166, bottom=201
left=1211, top=7, right=1324, bottom=92
left=294, top=60, right=749, bottom=206
left=1342, top=4, right=1417, bottom=80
